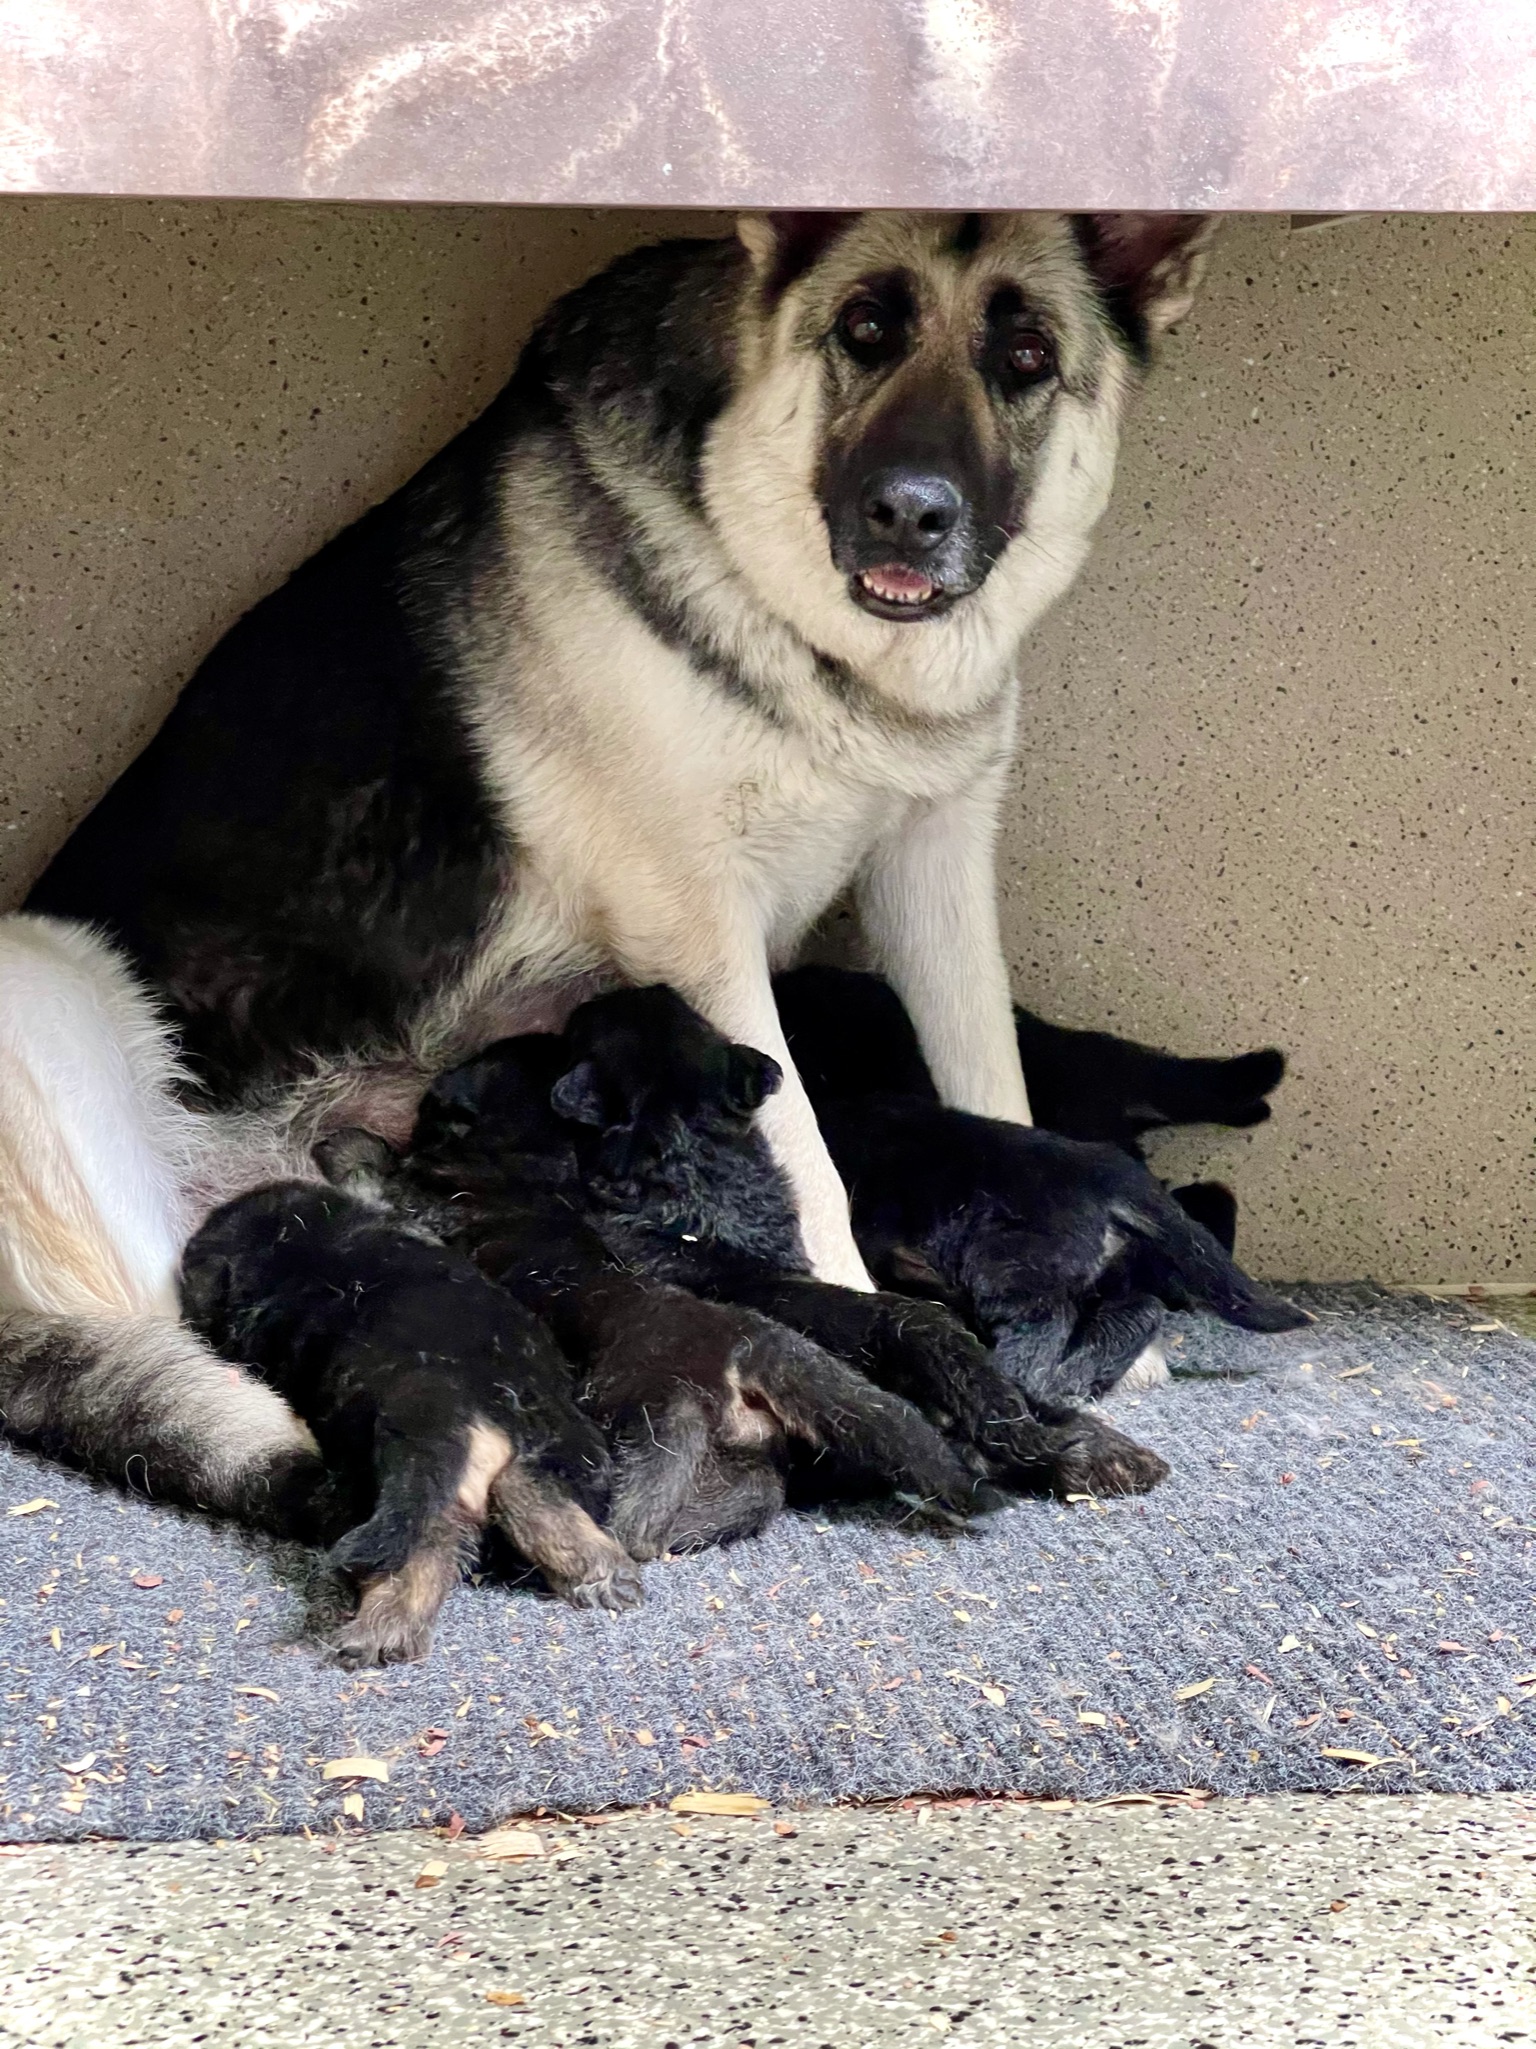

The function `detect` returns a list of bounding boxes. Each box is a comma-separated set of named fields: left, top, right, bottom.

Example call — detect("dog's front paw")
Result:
left=1050, top=1414, right=1170, bottom=1497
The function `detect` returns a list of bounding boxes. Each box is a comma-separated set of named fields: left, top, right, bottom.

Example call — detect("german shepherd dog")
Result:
left=17, top=212, right=1212, bottom=1488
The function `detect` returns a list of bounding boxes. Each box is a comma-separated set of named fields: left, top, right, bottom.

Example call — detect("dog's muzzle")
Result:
left=830, top=463, right=987, bottom=622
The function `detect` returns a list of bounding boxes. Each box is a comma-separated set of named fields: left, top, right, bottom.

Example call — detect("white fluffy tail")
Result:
left=0, top=915, right=199, bottom=1319
left=0, top=1309, right=323, bottom=1530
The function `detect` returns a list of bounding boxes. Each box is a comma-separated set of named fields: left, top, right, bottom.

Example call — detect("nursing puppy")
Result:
left=31, top=210, right=1214, bottom=1327
left=775, top=964, right=1285, bottom=1167
left=772, top=967, right=1306, bottom=1406
left=541, top=986, right=1170, bottom=1496
left=180, top=1181, right=640, bottom=1664
left=366, top=1041, right=989, bottom=1559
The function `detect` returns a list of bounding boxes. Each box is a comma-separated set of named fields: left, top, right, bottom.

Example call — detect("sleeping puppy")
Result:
left=770, top=967, right=1305, bottom=1407
left=559, top=1275, right=985, bottom=1559
left=334, top=1049, right=986, bottom=1560
left=544, top=987, right=1170, bottom=1498
left=774, top=964, right=1284, bottom=1163
left=815, top=1103, right=1307, bottom=1407
left=179, top=1182, right=641, bottom=1665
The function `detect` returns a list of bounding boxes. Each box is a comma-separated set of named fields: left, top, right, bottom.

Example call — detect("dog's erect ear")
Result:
left=725, top=1045, right=783, bottom=1118
left=737, top=212, right=859, bottom=305
left=550, top=1060, right=608, bottom=1129
left=1072, top=214, right=1216, bottom=352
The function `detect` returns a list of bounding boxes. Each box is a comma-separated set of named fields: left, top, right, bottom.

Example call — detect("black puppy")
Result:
left=776, top=964, right=1284, bottom=1163
left=773, top=967, right=1306, bottom=1406
left=545, top=986, right=1170, bottom=1498
left=346, top=1044, right=985, bottom=1560
left=180, top=1182, right=641, bottom=1665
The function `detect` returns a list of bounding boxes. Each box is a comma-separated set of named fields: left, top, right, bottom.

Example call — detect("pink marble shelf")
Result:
left=3, top=0, right=1534, bottom=211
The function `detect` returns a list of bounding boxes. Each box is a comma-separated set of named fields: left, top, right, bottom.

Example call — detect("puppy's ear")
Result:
left=550, top=1060, right=608, bottom=1129
left=737, top=212, right=859, bottom=306
left=725, top=1046, right=783, bottom=1118
left=1072, top=213, right=1216, bottom=352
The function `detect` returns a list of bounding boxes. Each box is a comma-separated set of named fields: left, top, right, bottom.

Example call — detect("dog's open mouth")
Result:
left=851, top=565, right=951, bottom=621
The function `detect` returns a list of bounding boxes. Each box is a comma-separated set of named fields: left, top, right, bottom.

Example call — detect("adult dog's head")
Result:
left=701, top=211, right=1212, bottom=704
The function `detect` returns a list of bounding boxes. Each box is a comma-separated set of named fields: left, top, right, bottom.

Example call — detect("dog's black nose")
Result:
left=859, top=468, right=963, bottom=554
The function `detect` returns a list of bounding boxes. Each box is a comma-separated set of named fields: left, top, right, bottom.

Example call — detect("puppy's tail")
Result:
left=742, top=1323, right=978, bottom=1508
left=0, top=1309, right=325, bottom=1536
left=1115, top=1191, right=1306, bottom=1333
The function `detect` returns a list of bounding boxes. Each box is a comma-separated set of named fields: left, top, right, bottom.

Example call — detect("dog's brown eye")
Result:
left=839, top=301, right=887, bottom=352
left=1008, top=329, right=1053, bottom=380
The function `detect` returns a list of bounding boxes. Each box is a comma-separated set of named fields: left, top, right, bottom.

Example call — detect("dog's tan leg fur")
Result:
left=331, top=1510, right=475, bottom=1667
left=491, top=1462, right=643, bottom=1611
left=329, top=1424, right=514, bottom=1667
left=456, top=1420, right=513, bottom=1518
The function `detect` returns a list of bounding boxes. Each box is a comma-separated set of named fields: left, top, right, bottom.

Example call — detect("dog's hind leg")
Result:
left=725, top=1273, right=1093, bottom=1490
left=989, top=1304, right=1083, bottom=1407
left=1116, top=1190, right=1307, bottom=1334
left=606, top=1394, right=717, bottom=1562
left=741, top=1327, right=978, bottom=1510
left=1170, top=1181, right=1238, bottom=1253
left=330, top=1507, right=477, bottom=1668
left=665, top=1454, right=783, bottom=1553
left=1058, top=1294, right=1168, bottom=1401
left=609, top=1395, right=785, bottom=1559
left=740, top=1277, right=1170, bottom=1500
left=491, top=1459, right=643, bottom=1611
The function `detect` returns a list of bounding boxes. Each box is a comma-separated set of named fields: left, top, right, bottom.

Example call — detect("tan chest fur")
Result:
left=464, top=466, right=1018, bottom=981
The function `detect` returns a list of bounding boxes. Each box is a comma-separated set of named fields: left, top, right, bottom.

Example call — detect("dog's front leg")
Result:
left=856, top=775, right=1031, bottom=1124
left=611, top=915, right=876, bottom=1292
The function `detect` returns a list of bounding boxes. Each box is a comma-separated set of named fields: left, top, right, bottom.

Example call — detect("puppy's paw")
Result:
left=1051, top=1417, right=1170, bottom=1498
left=555, top=1544, right=645, bottom=1613
left=327, top=1606, right=436, bottom=1669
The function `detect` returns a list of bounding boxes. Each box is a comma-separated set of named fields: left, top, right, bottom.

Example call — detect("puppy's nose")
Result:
left=859, top=468, right=963, bottom=554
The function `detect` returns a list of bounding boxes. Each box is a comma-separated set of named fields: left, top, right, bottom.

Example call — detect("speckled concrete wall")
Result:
left=0, top=203, right=1529, bottom=1282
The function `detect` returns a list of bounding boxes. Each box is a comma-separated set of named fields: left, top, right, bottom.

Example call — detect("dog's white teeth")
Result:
left=859, top=568, right=937, bottom=606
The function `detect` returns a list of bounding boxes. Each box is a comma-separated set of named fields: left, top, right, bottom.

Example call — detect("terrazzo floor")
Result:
left=5, top=1792, right=1534, bottom=2048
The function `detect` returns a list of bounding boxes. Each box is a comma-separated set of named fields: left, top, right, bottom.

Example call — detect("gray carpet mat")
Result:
left=2, top=1284, right=1533, bottom=1842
